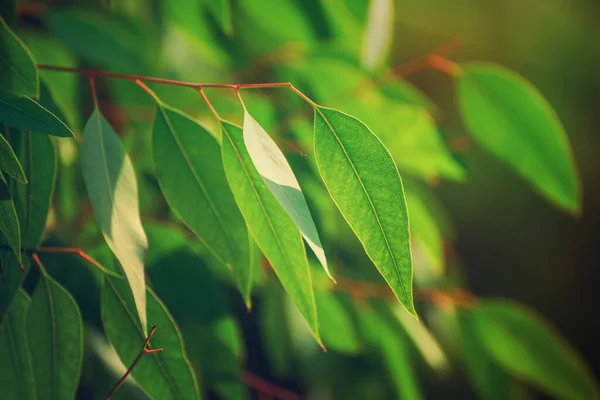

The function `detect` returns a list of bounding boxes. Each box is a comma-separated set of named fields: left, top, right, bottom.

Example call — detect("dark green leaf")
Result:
left=0, top=172, right=20, bottom=262
left=472, top=300, right=600, bottom=400
left=0, top=91, right=74, bottom=137
left=243, top=111, right=331, bottom=280
left=0, top=133, right=26, bottom=183
left=82, top=108, right=148, bottom=331
left=314, top=107, right=416, bottom=317
left=152, top=103, right=253, bottom=306
left=220, top=121, right=321, bottom=344
left=0, top=289, right=35, bottom=400
left=457, top=63, right=581, bottom=213
left=101, top=276, right=200, bottom=400
left=26, top=274, right=83, bottom=400
left=0, top=16, right=38, bottom=96
left=0, top=253, right=28, bottom=321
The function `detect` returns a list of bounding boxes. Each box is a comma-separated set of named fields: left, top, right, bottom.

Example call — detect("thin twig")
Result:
left=105, top=324, right=162, bottom=400
left=243, top=372, right=302, bottom=400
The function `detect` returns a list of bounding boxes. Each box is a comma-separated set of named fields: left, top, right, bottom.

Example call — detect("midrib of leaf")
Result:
left=43, top=278, right=59, bottom=400
left=105, top=278, right=182, bottom=400
left=222, top=126, right=316, bottom=322
left=316, top=109, right=409, bottom=302
left=24, top=133, right=32, bottom=248
left=4, top=318, right=27, bottom=399
left=157, top=107, right=233, bottom=265
left=465, top=77, right=569, bottom=192
left=0, top=56, right=33, bottom=93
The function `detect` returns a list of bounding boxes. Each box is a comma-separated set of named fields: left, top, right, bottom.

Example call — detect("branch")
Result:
left=105, top=324, right=162, bottom=400
left=243, top=372, right=302, bottom=400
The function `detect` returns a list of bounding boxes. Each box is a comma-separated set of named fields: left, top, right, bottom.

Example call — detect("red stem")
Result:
left=243, top=372, right=302, bottom=400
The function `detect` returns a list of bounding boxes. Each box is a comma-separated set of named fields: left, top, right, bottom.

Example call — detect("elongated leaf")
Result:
left=0, top=289, right=35, bottom=400
left=0, top=253, right=28, bottom=321
left=102, top=276, right=200, bottom=400
left=243, top=111, right=331, bottom=280
left=457, top=63, right=581, bottom=213
left=316, top=290, right=360, bottom=354
left=0, top=16, right=38, bottom=96
left=152, top=103, right=253, bottom=306
left=220, top=121, right=320, bottom=344
left=361, top=0, right=394, bottom=70
left=26, top=274, right=83, bottom=400
left=472, top=300, right=600, bottom=400
left=0, top=172, right=20, bottom=262
left=81, top=108, right=148, bottom=331
left=0, top=91, right=74, bottom=137
left=0, top=133, right=26, bottom=183
left=314, top=107, right=415, bottom=316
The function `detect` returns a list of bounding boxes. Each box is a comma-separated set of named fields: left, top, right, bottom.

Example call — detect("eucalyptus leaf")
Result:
left=243, top=111, right=331, bottom=280
left=0, top=253, right=28, bottom=321
left=220, top=120, right=321, bottom=344
left=0, top=91, right=74, bottom=137
left=26, top=274, right=83, bottom=400
left=314, top=107, right=416, bottom=317
left=457, top=63, right=581, bottom=213
left=472, top=300, right=600, bottom=400
left=81, top=109, right=148, bottom=331
left=101, top=276, right=200, bottom=400
left=0, top=16, right=38, bottom=96
left=0, top=133, right=26, bottom=183
left=152, top=103, right=253, bottom=306
left=0, top=289, right=35, bottom=400
left=0, top=172, right=20, bottom=263
left=316, top=290, right=361, bottom=354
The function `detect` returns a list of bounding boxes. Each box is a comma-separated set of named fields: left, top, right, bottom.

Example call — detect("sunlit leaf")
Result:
left=0, top=133, right=26, bottom=183
left=26, top=274, right=83, bottom=400
left=152, top=103, right=253, bottom=306
left=81, top=108, right=148, bottom=331
left=314, top=107, right=416, bottom=317
left=0, top=289, right=35, bottom=400
left=102, top=276, right=200, bottom=400
left=0, top=91, right=74, bottom=137
left=243, top=111, right=331, bottom=280
left=0, top=172, right=20, bottom=262
left=472, top=300, right=600, bottom=400
left=220, top=120, right=321, bottom=344
left=457, top=63, right=581, bottom=213
left=361, top=0, right=394, bottom=70
left=0, top=16, right=38, bottom=96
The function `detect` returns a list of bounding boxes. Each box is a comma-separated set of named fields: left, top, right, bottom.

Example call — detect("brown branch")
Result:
left=243, top=372, right=302, bottom=400
left=105, top=324, right=162, bottom=400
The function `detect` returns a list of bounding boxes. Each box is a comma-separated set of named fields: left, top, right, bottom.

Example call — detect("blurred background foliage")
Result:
left=3, top=0, right=599, bottom=398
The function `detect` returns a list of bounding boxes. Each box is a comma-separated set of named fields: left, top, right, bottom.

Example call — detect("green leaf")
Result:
left=101, top=276, right=200, bottom=400
left=0, top=172, right=20, bottom=263
left=26, top=274, right=83, bottom=400
left=0, top=289, right=35, bottom=400
left=472, top=300, right=600, bottom=400
left=0, top=253, right=28, bottom=321
left=243, top=111, right=331, bottom=280
left=0, top=91, right=75, bottom=137
left=0, top=133, right=26, bottom=183
left=316, top=290, right=360, bottom=354
left=0, top=16, right=38, bottom=96
left=204, top=0, right=233, bottom=36
left=313, top=107, right=416, bottom=317
left=81, top=108, right=148, bottom=331
left=361, top=0, right=394, bottom=70
left=457, top=63, right=581, bottom=213
left=152, top=103, right=253, bottom=306
left=220, top=121, right=321, bottom=344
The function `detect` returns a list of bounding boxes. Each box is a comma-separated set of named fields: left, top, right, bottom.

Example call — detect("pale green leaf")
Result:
left=101, top=276, right=200, bottom=400
left=26, top=274, right=83, bottom=400
left=152, top=103, right=253, bottom=306
left=314, top=107, right=416, bottom=317
left=0, top=172, right=20, bottom=263
left=473, top=300, right=600, bottom=400
left=81, top=109, right=148, bottom=331
left=0, top=91, right=74, bottom=137
left=243, top=111, right=331, bottom=281
left=0, top=16, right=38, bottom=96
left=220, top=120, right=321, bottom=344
left=0, top=289, right=35, bottom=400
left=361, top=0, right=395, bottom=70
left=0, top=133, right=26, bottom=183
left=457, top=63, right=581, bottom=213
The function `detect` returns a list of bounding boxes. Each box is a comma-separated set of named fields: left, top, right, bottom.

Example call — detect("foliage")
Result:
left=0, top=1, right=596, bottom=399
